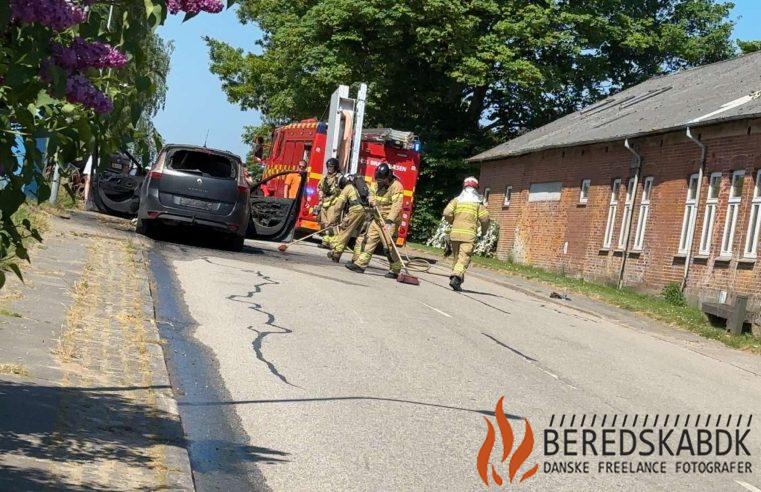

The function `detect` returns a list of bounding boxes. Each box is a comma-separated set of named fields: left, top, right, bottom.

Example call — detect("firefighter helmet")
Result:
left=375, top=162, right=392, bottom=181
left=463, top=176, right=479, bottom=188
left=326, top=158, right=339, bottom=172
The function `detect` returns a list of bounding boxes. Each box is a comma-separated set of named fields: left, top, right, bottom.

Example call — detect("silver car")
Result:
left=136, top=145, right=251, bottom=250
left=137, top=144, right=305, bottom=250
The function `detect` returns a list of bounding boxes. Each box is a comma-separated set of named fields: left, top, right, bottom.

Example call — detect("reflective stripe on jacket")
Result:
left=443, top=198, right=490, bottom=242
left=334, top=184, right=364, bottom=214
left=372, top=179, right=404, bottom=224
left=318, top=173, right=340, bottom=204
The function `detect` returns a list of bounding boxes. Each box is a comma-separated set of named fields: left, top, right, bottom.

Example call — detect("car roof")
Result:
left=162, top=144, right=242, bottom=162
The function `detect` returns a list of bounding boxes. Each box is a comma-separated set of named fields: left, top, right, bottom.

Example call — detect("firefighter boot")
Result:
left=449, top=275, right=463, bottom=292
left=385, top=271, right=399, bottom=279
left=327, top=251, right=341, bottom=263
left=345, top=262, right=365, bottom=274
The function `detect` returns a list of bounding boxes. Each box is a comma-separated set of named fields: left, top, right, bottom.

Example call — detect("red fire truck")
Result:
left=259, top=85, right=421, bottom=245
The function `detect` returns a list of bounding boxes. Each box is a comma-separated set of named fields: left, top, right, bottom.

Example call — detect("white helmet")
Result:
left=463, top=176, right=479, bottom=188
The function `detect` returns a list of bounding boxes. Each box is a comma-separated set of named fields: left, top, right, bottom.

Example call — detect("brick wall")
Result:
left=479, top=118, right=761, bottom=311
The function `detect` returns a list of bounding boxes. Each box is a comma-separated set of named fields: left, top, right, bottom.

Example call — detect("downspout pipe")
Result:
left=682, top=127, right=707, bottom=292
left=618, top=138, right=642, bottom=289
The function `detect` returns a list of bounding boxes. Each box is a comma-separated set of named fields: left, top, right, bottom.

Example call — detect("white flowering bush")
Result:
left=426, top=218, right=450, bottom=248
left=426, top=218, right=499, bottom=257
left=474, top=221, right=499, bottom=257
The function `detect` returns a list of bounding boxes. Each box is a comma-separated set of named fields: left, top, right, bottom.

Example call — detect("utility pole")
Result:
left=48, top=163, right=61, bottom=205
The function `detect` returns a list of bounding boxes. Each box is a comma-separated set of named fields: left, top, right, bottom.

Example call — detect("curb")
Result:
left=137, top=247, right=196, bottom=491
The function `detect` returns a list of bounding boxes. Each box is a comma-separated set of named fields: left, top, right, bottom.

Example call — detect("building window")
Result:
left=528, top=182, right=562, bottom=202
left=603, top=178, right=621, bottom=249
left=678, top=174, right=700, bottom=254
left=503, top=186, right=512, bottom=207
left=633, top=177, right=654, bottom=251
left=580, top=179, right=591, bottom=204
left=483, top=187, right=491, bottom=205
left=720, top=170, right=745, bottom=256
left=743, top=169, right=761, bottom=258
left=618, top=177, right=636, bottom=249
left=698, top=172, right=722, bottom=255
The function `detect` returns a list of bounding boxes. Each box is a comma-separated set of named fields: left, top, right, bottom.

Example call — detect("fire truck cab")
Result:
left=257, top=86, right=421, bottom=245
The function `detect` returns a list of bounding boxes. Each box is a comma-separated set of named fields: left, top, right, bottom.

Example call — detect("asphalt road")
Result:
left=148, top=233, right=761, bottom=491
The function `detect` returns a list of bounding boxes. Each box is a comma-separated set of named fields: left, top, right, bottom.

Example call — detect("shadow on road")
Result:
left=180, top=395, right=523, bottom=420
left=190, top=439, right=290, bottom=469
left=0, top=381, right=186, bottom=489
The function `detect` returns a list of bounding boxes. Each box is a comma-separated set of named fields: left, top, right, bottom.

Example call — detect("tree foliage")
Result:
left=738, top=40, right=761, bottom=54
left=209, top=0, right=736, bottom=241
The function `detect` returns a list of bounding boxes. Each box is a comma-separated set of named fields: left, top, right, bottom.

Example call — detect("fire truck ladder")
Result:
left=325, top=83, right=368, bottom=175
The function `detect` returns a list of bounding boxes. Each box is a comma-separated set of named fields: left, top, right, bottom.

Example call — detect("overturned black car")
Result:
left=91, top=152, right=145, bottom=217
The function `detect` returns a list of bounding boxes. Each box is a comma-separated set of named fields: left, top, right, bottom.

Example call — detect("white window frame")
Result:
left=698, top=172, right=722, bottom=255
left=580, top=179, right=591, bottom=204
left=603, top=178, right=621, bottom=249
left=618, top=177, right=636, bottom=249
left=743, top=169, right=761, bottom=258
left=678, top=174, right=700, bottom=255
left=720, top=170, right=745, bottom=257
left=483, top=187, right=491, bottom=206
left=633, top=176, right=654, bottom=251
left=503, top=185, right=512, bottom=207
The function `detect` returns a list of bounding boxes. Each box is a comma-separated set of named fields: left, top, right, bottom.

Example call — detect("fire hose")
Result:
left=376, top=244, right=433, bottom=273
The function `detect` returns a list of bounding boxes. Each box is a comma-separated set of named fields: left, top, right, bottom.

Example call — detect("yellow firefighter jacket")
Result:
left=318, top=173, right=341, bottom=205
left=333, top=184, right=364, bottom=214
left=443, top=198, right=490, bottom=243
left=372, top=179, right=404, bottom=224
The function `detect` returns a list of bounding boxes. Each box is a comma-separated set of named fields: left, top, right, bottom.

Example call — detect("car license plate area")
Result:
left=175, top=196, right=220, bottom=211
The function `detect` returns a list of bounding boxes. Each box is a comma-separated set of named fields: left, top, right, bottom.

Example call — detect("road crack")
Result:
left=227, top=271, right=299, bottom=388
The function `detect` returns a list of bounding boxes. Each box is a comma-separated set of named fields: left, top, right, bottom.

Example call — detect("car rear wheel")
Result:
left=136, top=218, right=158, bottom=238
left=224, top=234, right=245, bottom=252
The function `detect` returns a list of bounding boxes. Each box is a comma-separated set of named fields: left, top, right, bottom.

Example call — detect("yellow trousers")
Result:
left=331, top=208, right=366, bottom=257
left=353, top=221, right=402, bottom=273
left=319, top=200, right=340, bottom=244
left=451, top=241, right=474, bottom=279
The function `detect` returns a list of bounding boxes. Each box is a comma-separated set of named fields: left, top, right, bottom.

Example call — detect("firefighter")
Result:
left=443, top=176, right=490, bottom=291
left=327, top=175, right=366, bottom=263
left=346, top=162, right=404, bottom=278
left=317, top=158, right=342, bottom=247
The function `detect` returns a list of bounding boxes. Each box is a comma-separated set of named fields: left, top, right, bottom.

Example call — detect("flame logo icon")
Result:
left=476, top=396, right=538, bottom=486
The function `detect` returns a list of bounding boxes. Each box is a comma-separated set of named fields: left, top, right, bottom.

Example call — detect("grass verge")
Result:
left=0, top=307, right=22, bottom=318
left=408, top=242, right=761, bottom=354
left=0, top=362, right=29, bottom=377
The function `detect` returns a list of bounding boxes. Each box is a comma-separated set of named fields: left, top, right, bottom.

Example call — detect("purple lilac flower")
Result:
left=167, top=0, right=224, bottom=15
left=52, top=38, right=128, bottom=70
left=10, top=0, right=87, bottom=31
left=66, top=73, right=113, bottom=114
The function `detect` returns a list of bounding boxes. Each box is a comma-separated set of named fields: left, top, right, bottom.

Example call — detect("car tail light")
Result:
left=149, top=153, right=166, bottom=180
left=147, top=211, right=162, bottom=219
left=227, top=223, right=240, bottom=231
left=236, top=163, right=249, bottom=194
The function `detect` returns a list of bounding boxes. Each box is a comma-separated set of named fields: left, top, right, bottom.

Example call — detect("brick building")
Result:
left=469, top=51, right=761, bottom=315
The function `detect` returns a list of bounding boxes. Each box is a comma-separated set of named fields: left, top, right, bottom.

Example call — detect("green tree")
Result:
left=738, top=40, right=761, bottom=54
left=207, top=0, right=736, bottom=240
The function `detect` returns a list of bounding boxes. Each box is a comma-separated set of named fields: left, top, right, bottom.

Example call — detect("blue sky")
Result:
left=153, top=7, right=262, bottom=159
left=153, top=2, right=761, bottom=159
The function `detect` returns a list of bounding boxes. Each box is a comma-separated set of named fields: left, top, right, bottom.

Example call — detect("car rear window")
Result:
left=168, top=150, right=237, bottom=179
